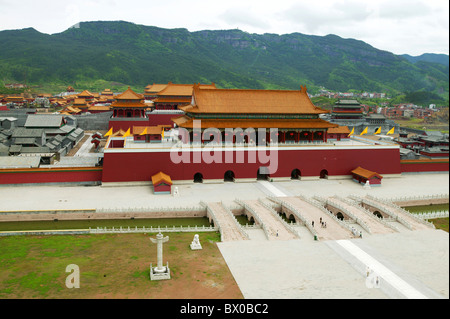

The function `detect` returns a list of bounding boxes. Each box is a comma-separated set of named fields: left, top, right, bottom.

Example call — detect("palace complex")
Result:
left=1, top=83, right=447, bottom=186
left=101, top=85, right=408, bottom=185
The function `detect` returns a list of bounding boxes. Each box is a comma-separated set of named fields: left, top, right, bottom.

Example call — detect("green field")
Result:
left=0, top=232, right=243, bottom=299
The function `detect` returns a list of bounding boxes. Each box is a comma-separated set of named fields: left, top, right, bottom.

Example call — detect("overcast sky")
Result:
left=0, top=0, right=448, bottom=56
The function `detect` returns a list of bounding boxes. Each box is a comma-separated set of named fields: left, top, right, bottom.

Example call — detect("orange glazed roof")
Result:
left=327, top=126, right=351, bottom=134
left=78, top=90, right=94, bottom=98
left=151, top=171, right=172, bottom=186
left=153, top=97, right=191, bottom=104
left=172, top=116, right=338, bottom=130
left=157, top=83, right=216, bottom=97
left=88, top=105, right=111, bottom=111
left=111, top=87, right=146, bottom=108
left=115, top=87, right=144, bottom=100
left=180, top=85, right=328, bottom=115
left=145, top=83, right=169, bottom=93
left=72, top=98, right=90, bottom=108
left=351, top=166, right=383, bottom=180
left=132, top=126, right=164, bottom=135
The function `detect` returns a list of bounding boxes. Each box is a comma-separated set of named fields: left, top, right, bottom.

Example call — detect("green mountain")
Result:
left=0, top=21, right=448, bottom=97
left=402, top=53, right=449, bottom=67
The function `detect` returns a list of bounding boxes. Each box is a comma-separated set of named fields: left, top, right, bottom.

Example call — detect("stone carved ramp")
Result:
left=205, top=202, right=249, bottom=242
left=281, top=197, right=355, bottom=241
left=363, top=197, right=433, bottom=231
left=241, top=200, right=299, bottom=240
left=327, top=197, right=397, bottom=235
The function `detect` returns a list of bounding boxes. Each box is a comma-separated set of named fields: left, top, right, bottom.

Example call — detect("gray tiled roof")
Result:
left=24, top=114, right=63, bottom=128
left=0, top=156, right=41, bottom=168
left=20, top=146, right=51, bottom=153
left=13, top=137, right=37, bottom=145
left=11, top=127, right=44, bottom=138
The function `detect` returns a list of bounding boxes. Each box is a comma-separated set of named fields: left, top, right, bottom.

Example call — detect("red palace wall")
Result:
left=400, top=159, right=449, bottom=173
left=108, top=119, right=149, bottom=131
left=0, top=167, right=103, bottom=185
left=102, top=147, right=402, bottom=183
left=148, top=114, right=178, bottom=127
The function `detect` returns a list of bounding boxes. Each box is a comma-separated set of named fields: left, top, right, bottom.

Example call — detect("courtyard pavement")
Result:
left=0, top=172, right=448, bottom=299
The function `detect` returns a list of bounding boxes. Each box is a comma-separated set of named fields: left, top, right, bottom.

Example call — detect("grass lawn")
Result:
left=0, top=232, right=243, bottom=299
left=430, top=218, right=449, bottom=233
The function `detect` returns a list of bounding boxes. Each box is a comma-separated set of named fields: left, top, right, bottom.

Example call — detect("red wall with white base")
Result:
left=102, top=147, right=402, bottom=183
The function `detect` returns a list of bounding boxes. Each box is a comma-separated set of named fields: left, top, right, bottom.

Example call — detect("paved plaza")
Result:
left=0, top=172, right=448, bottom=299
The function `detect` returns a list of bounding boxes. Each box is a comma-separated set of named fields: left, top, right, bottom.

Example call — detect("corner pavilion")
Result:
left=173, top=84, right=338, bottom=144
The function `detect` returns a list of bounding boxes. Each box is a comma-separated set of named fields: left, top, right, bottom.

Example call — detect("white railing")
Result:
left=341, top=195, right=400, bottom=232
left=361, top=196, right=414, bottom=230
left=366, top=195, right=435, bottom=229
left=96, top=205, right=204, bottom=214
left=235, top=199, right=270, bottom=240
left=387, top=194, right=449, bottom=203
left=89, top=225, right=217, bottom=234
left=257, top=198, right=300, bottom=238
left=220, top=201, right=250, bottom=240
left=297, top=194, right=357, bottom=235
left=268, top=196, right=319, bottom=240
left=200, top=201, right=223, bottom=242
left=319, top=196, right=372, bottom=234
left=416, top=211, right=449, bottom=220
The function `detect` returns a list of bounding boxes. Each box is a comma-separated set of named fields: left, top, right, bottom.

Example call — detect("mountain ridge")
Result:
left=0, top=21, right=448, bottom=97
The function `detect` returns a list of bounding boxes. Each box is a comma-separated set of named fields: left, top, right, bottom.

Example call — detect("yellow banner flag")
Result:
left=349, top=127, right=354, bottom=136
left=104, top=127, right=113, bottom=137
left=387, top=127, right=395, bottom=135
left=161, top=128, right=164, bottom=139
left=360, top=127, right=368, bottom=136
left=374, top=126, right=381, bottom=135
left=139, top=127, right=148, bottom=135
left=123, top=128, right=131, bottom=138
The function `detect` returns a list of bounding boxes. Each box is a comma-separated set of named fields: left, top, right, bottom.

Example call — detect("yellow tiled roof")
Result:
left=180, top=85, right=328, bottom=115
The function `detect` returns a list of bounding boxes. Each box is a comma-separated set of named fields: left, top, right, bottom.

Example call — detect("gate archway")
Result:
left=194, top=172, right=203, bottom=183
left=224, top=170, right=235, bottom=182
left=291, top=169, right=301, bottom=180
left=257, top=168, right=270, bottom=181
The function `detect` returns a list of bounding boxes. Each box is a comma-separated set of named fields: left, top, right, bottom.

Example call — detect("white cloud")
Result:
left=219, top=7, right=271, bottom=31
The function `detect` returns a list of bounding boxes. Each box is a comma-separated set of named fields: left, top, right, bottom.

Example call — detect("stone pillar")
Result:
left=149, top=232, right=171, bottom=280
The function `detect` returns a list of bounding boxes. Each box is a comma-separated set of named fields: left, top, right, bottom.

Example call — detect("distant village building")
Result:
left=331, top=100, right=364, bottom=121
left=326, top=99, right=399, bottom=135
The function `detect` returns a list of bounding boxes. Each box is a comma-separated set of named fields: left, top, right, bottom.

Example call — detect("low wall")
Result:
left=0, top=167, right=102, bottom=185
left=0, top=208, right=206, bottom=222
left=400, top=159, right=449, bottom=173
left=393, top=198, right=449, bottom=207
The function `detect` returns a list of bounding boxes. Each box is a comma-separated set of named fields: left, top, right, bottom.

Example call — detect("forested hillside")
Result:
left=0, top=21, right=448, bottom=97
